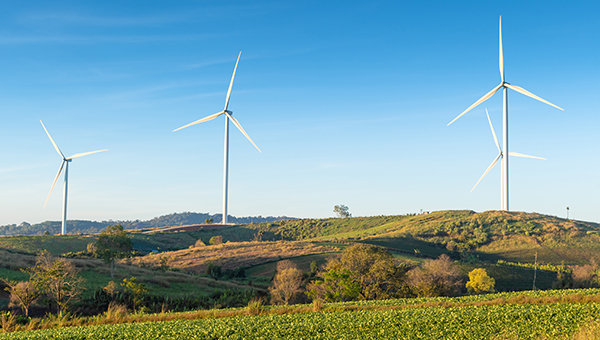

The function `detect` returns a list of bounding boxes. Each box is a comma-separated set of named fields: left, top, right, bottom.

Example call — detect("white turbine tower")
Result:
left=173, top=52, right=261, bottom=225
left=41, top=121, right=108, bottom=235
left=470, top=109, right=546, bottom=198
left=448, top=16, right=563, bottom=211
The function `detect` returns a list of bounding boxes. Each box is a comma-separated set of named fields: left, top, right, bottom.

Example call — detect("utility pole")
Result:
left=533, top=252, right=538, bottom=291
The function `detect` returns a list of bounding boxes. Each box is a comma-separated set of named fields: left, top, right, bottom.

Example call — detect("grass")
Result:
left=0, top=236, right=94, bottom=256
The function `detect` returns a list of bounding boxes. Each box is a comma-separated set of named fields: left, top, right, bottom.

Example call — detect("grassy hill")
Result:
left=1, top=210, right=599, bottom=316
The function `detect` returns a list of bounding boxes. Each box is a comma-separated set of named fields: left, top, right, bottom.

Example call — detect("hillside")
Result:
left=0, top=212, right=294, bottom=236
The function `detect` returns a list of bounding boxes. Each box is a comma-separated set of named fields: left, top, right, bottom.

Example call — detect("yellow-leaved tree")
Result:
left=466, top=268, right=495, bottom=294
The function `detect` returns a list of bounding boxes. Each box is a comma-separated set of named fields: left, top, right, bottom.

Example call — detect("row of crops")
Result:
left=3, top=289, right=600, bottom=339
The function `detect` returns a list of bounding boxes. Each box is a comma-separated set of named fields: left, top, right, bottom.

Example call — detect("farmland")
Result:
left=2, top=289, right=600, bottom=339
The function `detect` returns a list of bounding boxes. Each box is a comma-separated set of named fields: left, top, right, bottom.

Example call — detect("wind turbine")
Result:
left=448, top=16, right=563, bottom=211
left=173, top=52, right=261, bottom=225
left=41, top=121, right=108, bottom=235
left=471, top=109, right=546, bottom=200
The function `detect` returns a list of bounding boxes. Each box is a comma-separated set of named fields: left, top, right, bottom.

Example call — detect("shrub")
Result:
left=269, top=261, right=304, bottom=305
left=209, top=236, right=223, bottom=245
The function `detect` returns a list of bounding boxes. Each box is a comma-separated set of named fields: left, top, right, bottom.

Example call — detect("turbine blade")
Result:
left=499, top=16, right=504, bottom=83
left=224, top=52, right=241, bottom=112
left=44, top=160, right=65, bottom=208
left=67, top=149, right=108, bottom=160
left=485, top=109, right=501, bottom=152
left=40, top=121, right=65, bottom=159
left=448, top=84, right=502, bottom=126
left=504, top=84, right=564, bottom=111
left=173, top=111, right=225, bottom=132
left=508, top=151, right=546, bottom=160
left=224, top=112, right=261, bottom=153
left=471, top=153, right=502, bottom=192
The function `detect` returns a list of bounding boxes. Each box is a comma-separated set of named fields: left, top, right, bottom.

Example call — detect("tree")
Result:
left=205, top=218, right=214, bottom=224
left=465, top=268, right=495, bottom=294
left=407, top=254, right=462, bottom=297
left=94, top=225, right=133, bottom=279
left=2, top=280, right=40, bottom=317
left=333, top=244, right=406, bottom=300
left=121, top=277, right=148, bottom=312
left=269, top=260, right=304, bottom=305
left=27, top=251, right=85, bottom=313
left=306, top=268, right=360, bottom=302
left=333, top=205, right=351, bottom=218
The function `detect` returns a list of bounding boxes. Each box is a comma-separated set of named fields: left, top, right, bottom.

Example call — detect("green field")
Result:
left=3, top=289, right=600, bottom=339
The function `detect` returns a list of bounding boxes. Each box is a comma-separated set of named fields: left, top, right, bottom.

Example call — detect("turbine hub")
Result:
left=225, top=110, right=233, bottom=115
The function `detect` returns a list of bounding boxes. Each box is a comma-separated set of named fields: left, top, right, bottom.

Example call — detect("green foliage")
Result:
left=120, top=277, right=148, bottom=311
left=5, top=293, right=600, bottom=339
left=306, top=268, right=360, bottom=302
left=466, top=268, right=495, bottom=294
left=205, top=218, right=214, bottom=224
left=94, top=225, right=133, bottom=279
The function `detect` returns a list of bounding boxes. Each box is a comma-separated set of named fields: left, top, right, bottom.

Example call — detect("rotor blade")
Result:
left=504, top=83, right=564, bottom=111
left=485, top=109, right=501, bottom=152
left=67, top=149, right=108, bottom=160
left=173, top=111, right=225, bottom=132
left=44, top=160, right=65, bottom=208
left=448, top=84, right=502, bottom=126
left=224, top=112, right=261, bottom=153
left=40, top=121, right=65, bottom=159
left=499, top=16, right=504, bottom=83
left=223, top=52, right=241, bottom=112
left=471, top=153, right=502, bottom=192
left=508, top=151, right=546, bottom=160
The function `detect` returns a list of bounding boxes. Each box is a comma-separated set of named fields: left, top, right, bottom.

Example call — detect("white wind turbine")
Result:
left=470, top=109, right=546, bottom=197
left=41, top=121, right=108, bottom=235
left=448, top=16, right=563, bottom=211
left=173, top=52, right=261, bottom=225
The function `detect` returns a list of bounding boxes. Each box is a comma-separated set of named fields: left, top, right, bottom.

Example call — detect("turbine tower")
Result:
left=41, top=121, right=108, bottom=235
left=174, top=52, right=261, bottom=225
left=470, top=109, right=546, bottom=199
left=448, top=16, right=563, bottom=211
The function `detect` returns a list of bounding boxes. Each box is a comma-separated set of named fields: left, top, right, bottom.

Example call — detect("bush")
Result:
left=465, top=268, right=495, bottom=294
left=209, top=236, right=223, bottom=245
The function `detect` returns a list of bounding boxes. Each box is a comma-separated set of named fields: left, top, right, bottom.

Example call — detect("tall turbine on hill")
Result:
left=41, top=121, right=108, bottom=235
left=447, top=16, right=563, bottom=211
left=173, top=52, right=261, bottom=225
left=471, top=109, right=546, bottom=198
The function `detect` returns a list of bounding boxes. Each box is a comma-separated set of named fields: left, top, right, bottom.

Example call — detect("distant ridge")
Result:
left=0, top=212, right=296, bottom=236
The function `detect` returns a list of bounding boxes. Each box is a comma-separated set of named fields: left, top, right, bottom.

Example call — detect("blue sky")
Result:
left=1, top=0, right=599, bottom=226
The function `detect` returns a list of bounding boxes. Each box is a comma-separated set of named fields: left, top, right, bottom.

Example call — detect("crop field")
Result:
left=3, top=289, right=600, bottom=339
left=2, top=302, right=599, bottom=339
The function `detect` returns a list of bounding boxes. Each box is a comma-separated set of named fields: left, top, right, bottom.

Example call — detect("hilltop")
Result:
left=0, top=212, right=295, bottom=236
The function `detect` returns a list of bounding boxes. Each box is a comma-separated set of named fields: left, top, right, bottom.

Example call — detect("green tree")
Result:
left=306, top=268, right=360, bottom=302
left=465, top=268, right=495, bottom=294
left=121, top=277, right=148, bottom=312
left=333, top=205, right=351, bottom=218
left=95, top=225, right=133, bottom=279
left=331, top=244, right=406, bottom=300
left=205, top=218, right=214, bottom=224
